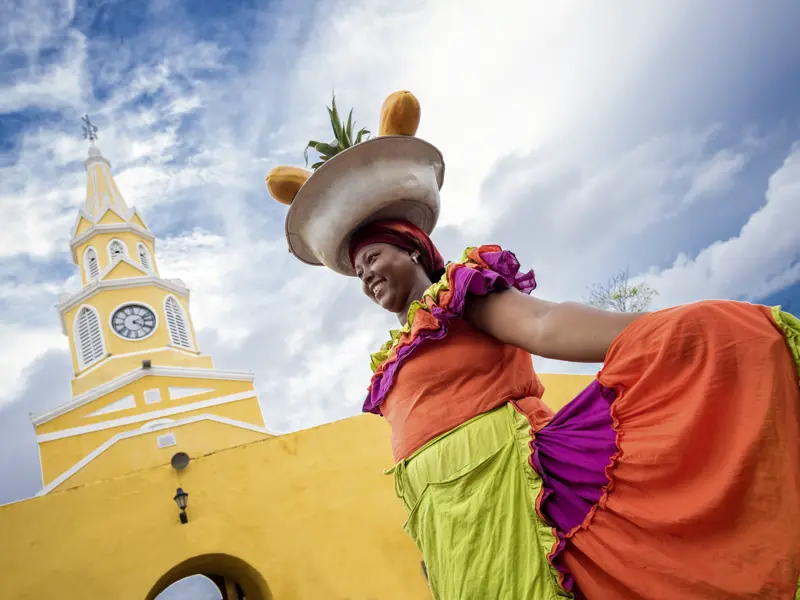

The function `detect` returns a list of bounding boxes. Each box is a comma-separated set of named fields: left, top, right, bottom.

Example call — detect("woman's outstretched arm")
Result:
left=464, top=287, right=646, bottom=363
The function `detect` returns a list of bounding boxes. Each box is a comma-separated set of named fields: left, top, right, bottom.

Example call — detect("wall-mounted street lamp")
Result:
left=174, top=487, right=189, bottom=524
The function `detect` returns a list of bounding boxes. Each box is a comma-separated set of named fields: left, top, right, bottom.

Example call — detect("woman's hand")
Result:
left=464, top=288, right=646, bottom=363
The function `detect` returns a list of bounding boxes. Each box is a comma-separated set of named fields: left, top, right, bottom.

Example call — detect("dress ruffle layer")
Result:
left=363, top=245, right=537, bottom=414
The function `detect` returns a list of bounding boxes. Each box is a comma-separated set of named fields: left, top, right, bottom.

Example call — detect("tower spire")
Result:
left=79, top=115, right=130, bottom=218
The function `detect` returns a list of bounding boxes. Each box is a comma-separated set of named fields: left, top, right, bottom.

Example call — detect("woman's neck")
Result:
left=395, top=278, right=434, bottom=326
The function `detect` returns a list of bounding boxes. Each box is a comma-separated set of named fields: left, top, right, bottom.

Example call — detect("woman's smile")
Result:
left=371, top=279, right=387, bottom=300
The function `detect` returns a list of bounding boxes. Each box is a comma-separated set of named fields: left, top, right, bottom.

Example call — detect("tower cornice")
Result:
left=31, top=365, right=256, bottom=426
left=70, top=220, right=155, bottom=261
left=57, top=276, right=191, bottom=334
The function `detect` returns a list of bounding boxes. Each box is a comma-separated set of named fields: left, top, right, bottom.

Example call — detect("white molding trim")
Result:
left=37, top=391, right=260, bottom=442
left=32, top=365, right=255, bottom=425
left=73, top=346, right=203, bottom=380
left=85, top=153, right=111, bottom=170
left=86, top=395, right=136, bottom=417
left=70, top=222, right=155, bottom=262
left=90, top=167, right=99, bottom=213
left=129, top=209, right=150, bottom=231
left=58, top=277, right=191, bottom=334
left=98, top=254, right=149, bottom=281
left=96, top=204, right=129, bottom=225
left=142, top=418, right=175, bottom=430
left=70, top=209, right=93, bottom=239
left=37, top=413, right=278, bottom=496
left=169, top=387, right=214, bottom=400
left=99, top=160, right=127, bottom=211
left=108, top=300, right=159, bottom=342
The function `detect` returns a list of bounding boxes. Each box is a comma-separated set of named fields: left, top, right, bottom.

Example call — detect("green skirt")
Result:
left=387, top=402, right=571, bottom=600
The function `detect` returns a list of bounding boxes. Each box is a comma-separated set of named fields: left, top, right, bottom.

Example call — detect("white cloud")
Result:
left=685, top=149, right=747, bottom=205
left=0, top=325, right=67, bottom=406
left=0, top=29, right=87, bottom=113
left=639, top=143, right=800, bottom=307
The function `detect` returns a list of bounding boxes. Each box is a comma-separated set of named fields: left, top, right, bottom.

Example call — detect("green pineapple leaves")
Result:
left=304, top=91, right=370, bottom=169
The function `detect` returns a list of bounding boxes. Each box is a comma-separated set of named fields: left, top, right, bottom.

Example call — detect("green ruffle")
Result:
left=368, top=247, right=475, bottom=373
left=771, top=306, right=800, bottom=381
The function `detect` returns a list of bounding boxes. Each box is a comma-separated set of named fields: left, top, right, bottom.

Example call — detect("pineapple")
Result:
left=304, top=92, right=371, bottom=170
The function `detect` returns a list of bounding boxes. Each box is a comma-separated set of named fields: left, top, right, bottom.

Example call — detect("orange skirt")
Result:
left=565, top=300, right=800, bottom=599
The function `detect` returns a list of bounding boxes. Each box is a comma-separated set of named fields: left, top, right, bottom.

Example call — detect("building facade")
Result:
left=34, top=142, right=272, bottom=496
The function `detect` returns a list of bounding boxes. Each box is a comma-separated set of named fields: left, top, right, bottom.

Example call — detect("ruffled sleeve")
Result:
left=363, top=245, right=537, bottom=414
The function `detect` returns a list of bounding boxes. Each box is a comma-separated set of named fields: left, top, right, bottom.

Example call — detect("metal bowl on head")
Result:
left=285, top=135, right=445, bottom=276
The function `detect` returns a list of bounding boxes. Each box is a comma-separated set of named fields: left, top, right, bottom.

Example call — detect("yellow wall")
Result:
left=63, top=286, right=195, bottom=375
left=75, top=216, right=92, bottom=236
left=71, top=350, right=213, bottom=396
left=40, top=396, right=264, bottom=486
left=0, top=415, right=432, bottom=600
left=98, top=210, right=126, bottom=225
left=62, top=417, right=269, bottom=490
left=131, top=213, right=148, bottom=230
left=39, top=377, right=264, bottom=485
left=537, top=372, right=595, bottom=411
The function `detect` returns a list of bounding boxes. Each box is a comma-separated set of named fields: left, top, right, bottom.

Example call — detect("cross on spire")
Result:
left=81, top=115, right=99, bottom=143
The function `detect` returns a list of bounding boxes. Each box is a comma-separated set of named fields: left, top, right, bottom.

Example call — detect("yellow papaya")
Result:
left=378, top=90, right=421, bottom=136
left=265, top=166, right=311, bottom=205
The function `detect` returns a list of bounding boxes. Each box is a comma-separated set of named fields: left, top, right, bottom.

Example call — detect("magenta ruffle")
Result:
left=362, top=248, right=537, bottom=414
left=527, top=379, right=618, bottom=594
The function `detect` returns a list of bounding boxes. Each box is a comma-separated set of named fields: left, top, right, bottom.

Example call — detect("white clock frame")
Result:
left=109, top=301, right=159, bottom=341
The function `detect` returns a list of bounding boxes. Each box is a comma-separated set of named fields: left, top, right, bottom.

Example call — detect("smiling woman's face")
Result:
left=354, top=242, right=428, bottom=314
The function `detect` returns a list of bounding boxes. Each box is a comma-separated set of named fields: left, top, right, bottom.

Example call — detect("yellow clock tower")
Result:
left=31, top=130, right=272, bottom=495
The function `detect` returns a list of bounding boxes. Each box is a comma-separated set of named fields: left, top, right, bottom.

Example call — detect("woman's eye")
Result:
left=368, top=254, right=376, bottom=264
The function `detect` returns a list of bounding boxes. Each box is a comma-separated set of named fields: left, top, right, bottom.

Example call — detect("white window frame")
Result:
left=163, top=295, right=194, bottom=350
left=83, top=246, right=100, bottom=281
left=73, top=305, right=107, bottom=370
left=141, top=418, right=176, bottom=431
left=137, top=242, right=152, bottom=271
left=107, top=238, right=127, bottom=263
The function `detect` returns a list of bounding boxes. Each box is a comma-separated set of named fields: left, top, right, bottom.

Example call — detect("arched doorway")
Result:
left=155, top=574, right=222, bottom=599
left=145, top=554, right=271, bottom=600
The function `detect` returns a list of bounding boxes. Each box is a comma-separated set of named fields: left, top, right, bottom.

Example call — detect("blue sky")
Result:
left=1, top=0, right=799, bottom=509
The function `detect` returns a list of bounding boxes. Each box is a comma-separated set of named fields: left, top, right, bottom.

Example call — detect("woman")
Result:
left=267, top=91, right=800, bottom=599
left=348, top=220, right=799, bottom=600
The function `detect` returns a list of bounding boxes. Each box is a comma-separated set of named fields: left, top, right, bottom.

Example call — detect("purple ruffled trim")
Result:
left=527, top=379, right=618, bottom=594
left=362, top=249, right=536, bottom=414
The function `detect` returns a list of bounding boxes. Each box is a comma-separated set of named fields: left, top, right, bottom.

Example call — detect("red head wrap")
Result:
left=348, top=220, right=445, bottom=279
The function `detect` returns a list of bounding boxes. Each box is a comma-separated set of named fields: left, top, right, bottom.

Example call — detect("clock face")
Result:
left=111, top=304, right=156, bottom=340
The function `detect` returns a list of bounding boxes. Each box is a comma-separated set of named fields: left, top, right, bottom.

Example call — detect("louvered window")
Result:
left=164, top=296, right=192, bottom=349
left=109, top=240, right=125, bottom=261
left=85, top=247, right=99, bottom=280
left=138, top=244, right=151, bottom=270
left=76, top=307, right=105, bottom=367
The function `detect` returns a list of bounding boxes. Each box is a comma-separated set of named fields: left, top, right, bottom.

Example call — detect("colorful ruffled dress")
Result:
left=367, top=245, right=800, bottom=600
